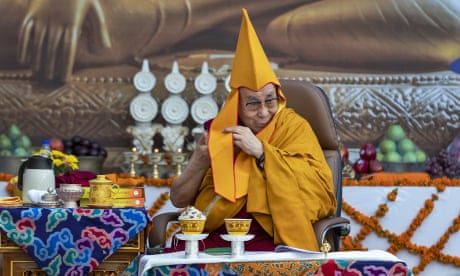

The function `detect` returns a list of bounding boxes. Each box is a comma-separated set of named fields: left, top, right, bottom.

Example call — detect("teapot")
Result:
left=18, top=155, right=55, bottom=206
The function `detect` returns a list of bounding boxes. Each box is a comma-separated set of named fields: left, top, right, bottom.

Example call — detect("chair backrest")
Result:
left=279, top=79, right=342, bottom=216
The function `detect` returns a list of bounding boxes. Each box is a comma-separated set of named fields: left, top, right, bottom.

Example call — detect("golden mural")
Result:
left=0, top=0, right=459, bottom=169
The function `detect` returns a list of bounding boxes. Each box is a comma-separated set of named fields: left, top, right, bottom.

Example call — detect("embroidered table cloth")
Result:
left=138, top=250, right=411, bottom=276
left=0, top=207, right=149, bottom=275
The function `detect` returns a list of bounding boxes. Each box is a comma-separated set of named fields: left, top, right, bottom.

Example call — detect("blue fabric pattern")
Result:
left=0, top=207, right=149, bottom=276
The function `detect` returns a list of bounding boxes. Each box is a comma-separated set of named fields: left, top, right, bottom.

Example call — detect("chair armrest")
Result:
left=313, top=216, right=351, bottom=248
left=147, top=212, right=180, bottom=252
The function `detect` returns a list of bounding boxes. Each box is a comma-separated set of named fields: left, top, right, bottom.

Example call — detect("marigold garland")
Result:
left=1, top=173, right=17, bottom=197
left=0, top=173, right=15, bottom=182
left=165, top=223, right=180, bottom=242
left=147, top=192, right=170, bottom=218
left=145, top=191, right=170, bottom=235
left=145, top=189, right=180, bottom=245
left=343, top=176, right=460, bottom=189
left=341, top=176, right=460, bottom=275
left=145, top=176, right=178, bottom=187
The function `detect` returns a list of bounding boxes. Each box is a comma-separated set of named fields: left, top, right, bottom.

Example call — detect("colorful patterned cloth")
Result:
left=0, top=207, right=149, bottom=276
left=141, top=258, right=411, bottom=276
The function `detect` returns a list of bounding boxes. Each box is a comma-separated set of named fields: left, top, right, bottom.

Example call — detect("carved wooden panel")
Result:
left=0, top=230, right=144, bottom=275
left=323, top=85, right=459, bottom=155
left=315, top=74, right=460, bottom=156
left=2, top=251, right=137, bottom=276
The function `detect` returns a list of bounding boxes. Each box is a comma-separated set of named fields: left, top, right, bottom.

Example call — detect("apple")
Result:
left=380, top=139, right=396, bottom=154
left=0, top=134, right=12, bottom=150
left=353, top=158, right=369, bottom=174
left=369, top=159, right=384, bottom=173
left=13, top=147, right=28, bottom=156
left=0, top=149, right=12, bottom=156
left=15, top=134, right=31, bottom=149
left=415, top=150, right=427, bottom=163
left=402, top=152, right=417, bottom=163
left=376, top=152, right=384, bottom=161
left=387, top=124, right=406, bottom=141
left=341, top=145, right=349, bottom=161
left=359, top=143, right=377, bottom=160
left=8, top=124, right=21, bottom=139
left=385, top=151, right=402, bottom=162
left=398, top=138, right=415, bottom=153
left=50, top=137, right=64, bottom=152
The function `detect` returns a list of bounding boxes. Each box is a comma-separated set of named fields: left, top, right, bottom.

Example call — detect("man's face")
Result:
left=238, top=83, right=279, bottom=133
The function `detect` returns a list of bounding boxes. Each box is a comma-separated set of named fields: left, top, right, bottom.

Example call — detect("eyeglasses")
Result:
left=244, top=97, right=280, bottom=111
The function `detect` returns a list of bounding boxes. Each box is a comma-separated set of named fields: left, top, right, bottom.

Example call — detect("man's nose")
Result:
left=257, top=104, right=270, bottom=116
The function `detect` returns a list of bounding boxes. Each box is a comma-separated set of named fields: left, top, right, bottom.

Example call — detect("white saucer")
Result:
left=220, top=234, right=255, bottom=242
left=176, top=233, right=209, bottom=241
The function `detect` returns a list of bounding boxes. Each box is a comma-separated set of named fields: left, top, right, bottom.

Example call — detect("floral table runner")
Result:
left=138, top=250, right=411, bottom=276
left=0, top=207, right=149, bottom=276
left=140, top=258, right=410, bottom=275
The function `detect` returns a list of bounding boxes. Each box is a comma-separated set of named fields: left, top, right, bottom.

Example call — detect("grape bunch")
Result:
left=63, top=135, right=107, bottom=158
left=424, top=149, right=459, bottom=178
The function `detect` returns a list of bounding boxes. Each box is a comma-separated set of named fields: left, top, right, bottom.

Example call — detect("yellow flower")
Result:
left=49, top=150, right=79, bottom=175
left=54, top=159, right=64, bottom=167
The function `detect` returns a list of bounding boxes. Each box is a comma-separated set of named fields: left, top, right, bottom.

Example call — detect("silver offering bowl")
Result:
left=56, top=184, right=83, bottom=208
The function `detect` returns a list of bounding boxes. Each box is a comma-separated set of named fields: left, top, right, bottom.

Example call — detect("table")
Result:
left=0, top=207, right=149, bottom=275
left=143, top=183, right=460, bottom=275
left=138, top=250, right=410, bottom=275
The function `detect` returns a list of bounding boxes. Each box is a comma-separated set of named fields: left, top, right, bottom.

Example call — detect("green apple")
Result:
left=402, top=152, right=417, bottom=163
left=13, top=147, right=29, bottom=156
left=0, top=134, right=12, bottom=150
left=385, top=151, right=402, bottom=162
left=387, top=125, right=406, bottom=141
left=415, top=150, right=427, bottom=163
left=8, top=124, right=21, bottom=139
left=0, top=149, right=12, bottom=156
left=380, top=139, right=396, bottom=154
left=15, top=134, right=31, bottom=149
left=376, top=151, right=384, bottom=161
left=398, top=138, right=415, bottom=153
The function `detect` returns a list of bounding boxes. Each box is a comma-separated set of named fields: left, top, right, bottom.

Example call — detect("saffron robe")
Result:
left=194, top=107, right=337, bottom=251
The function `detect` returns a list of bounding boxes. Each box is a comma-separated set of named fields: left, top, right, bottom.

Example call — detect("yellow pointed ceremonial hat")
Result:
left=208, top=8, right=285, bottom=202
left=229, top=9, right=280, bottom=91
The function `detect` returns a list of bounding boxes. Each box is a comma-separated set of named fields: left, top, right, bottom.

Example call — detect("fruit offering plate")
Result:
left=382, top=162, right=425, bottom=173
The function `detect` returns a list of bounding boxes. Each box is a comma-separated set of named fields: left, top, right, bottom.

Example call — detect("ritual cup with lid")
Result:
left=88, top=175, right=119, bottom=208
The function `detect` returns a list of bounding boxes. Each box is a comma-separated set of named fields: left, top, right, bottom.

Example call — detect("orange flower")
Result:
left=0, top=173, right=15, bottom=182
left=147, top=191, right=170, bottom=217
left=145, top=176, right=178, bottom=187
left=387, top=189, right=398, bottom=201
